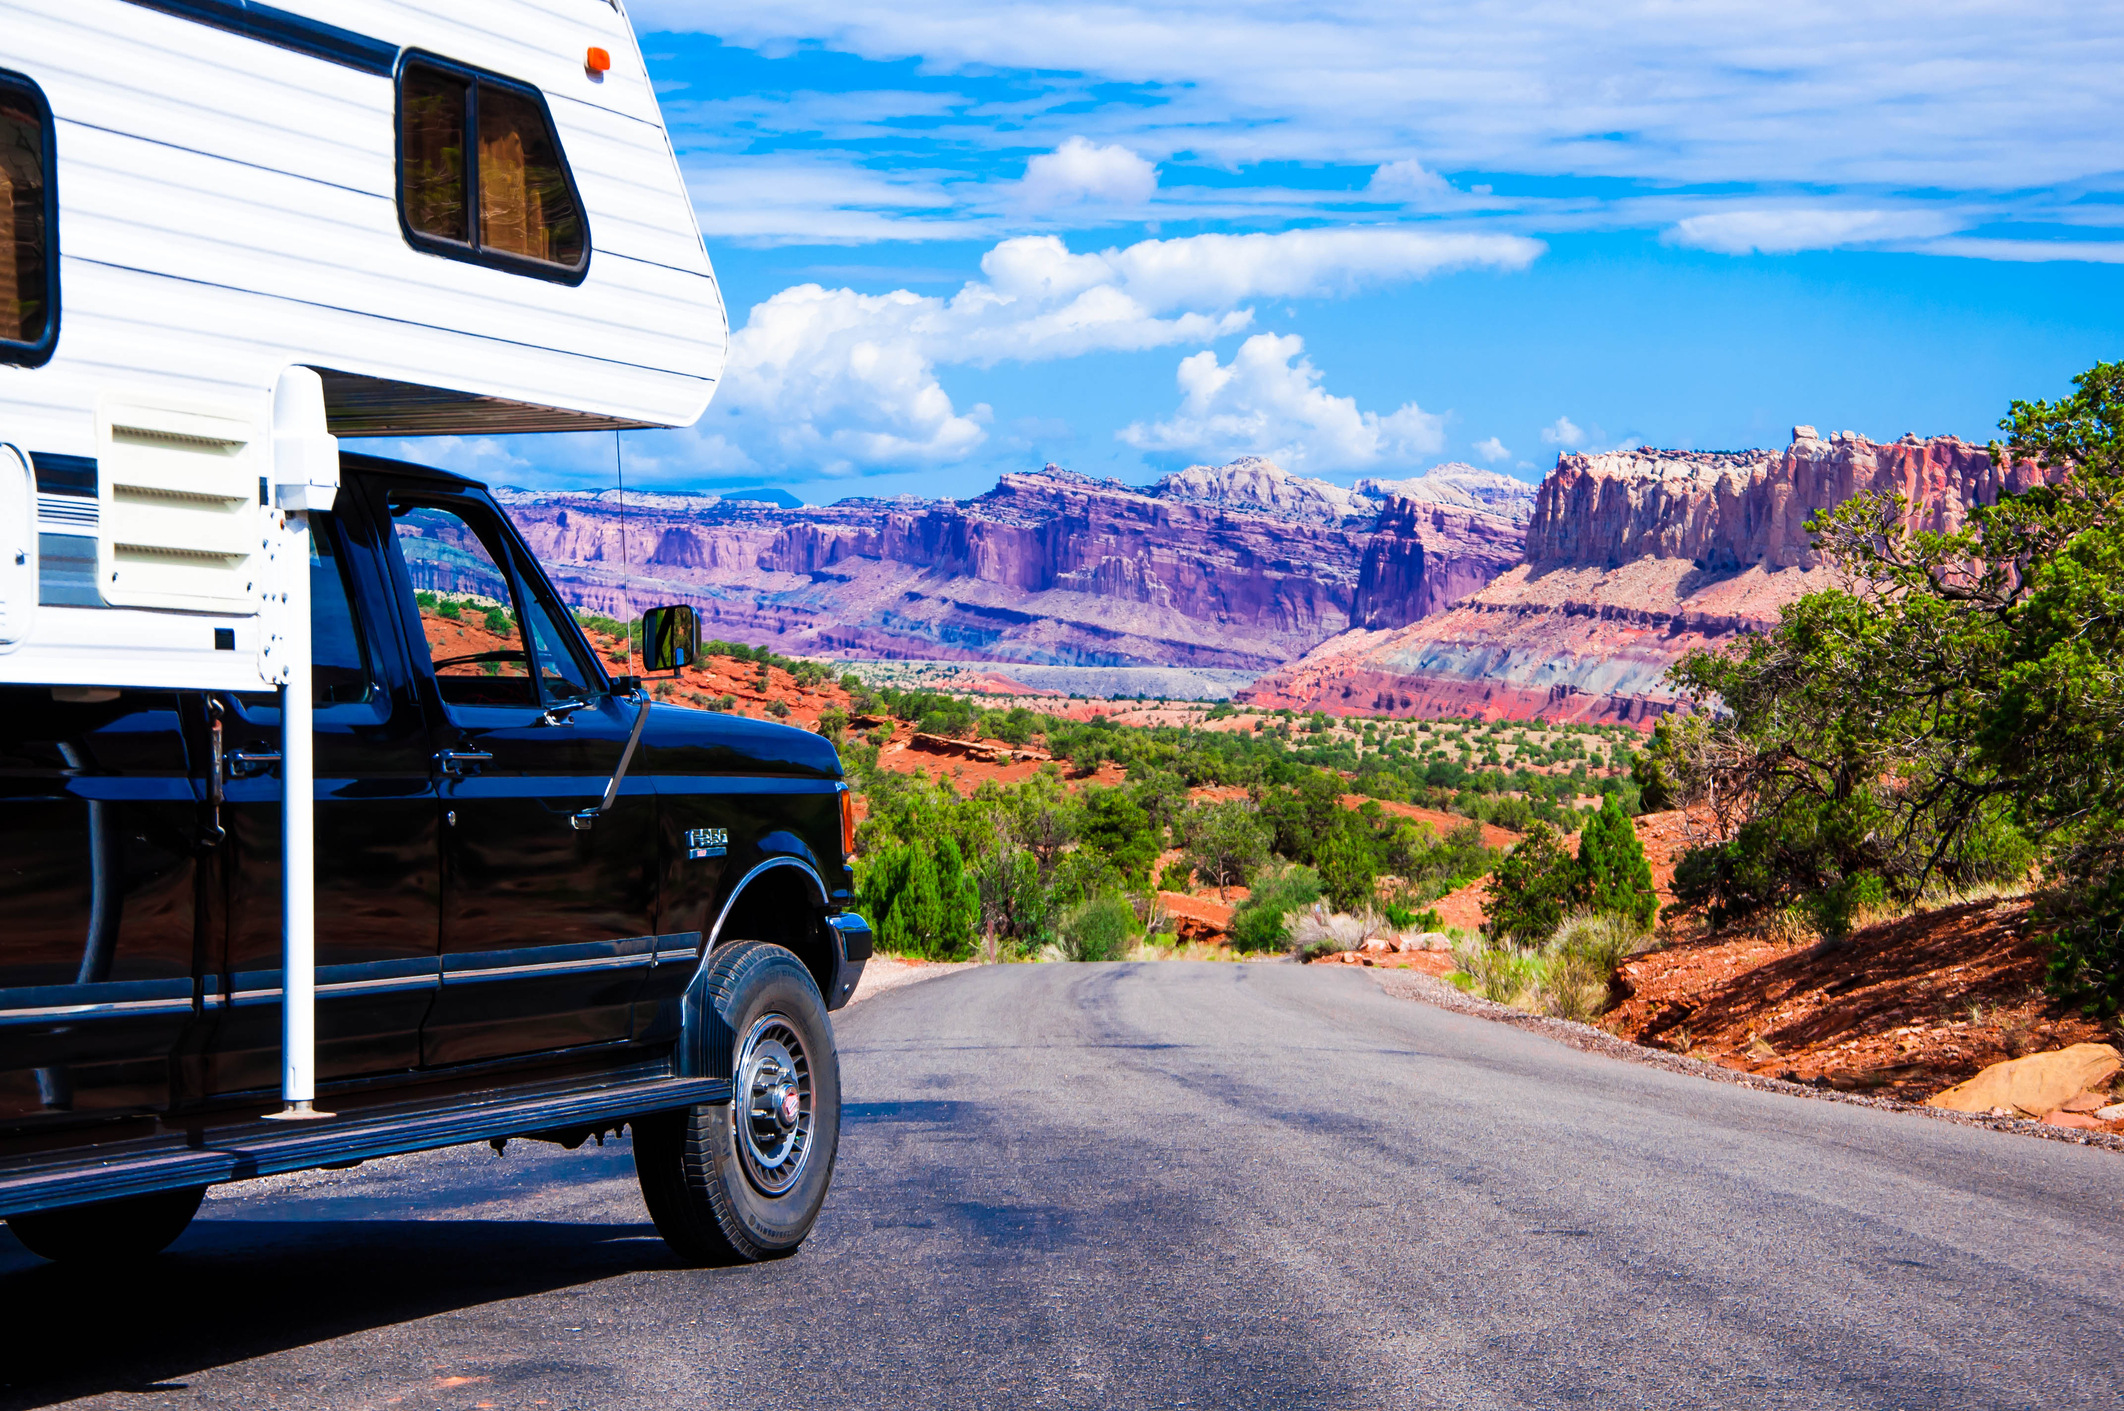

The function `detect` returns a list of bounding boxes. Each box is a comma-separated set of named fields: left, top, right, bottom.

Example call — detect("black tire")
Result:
left=7, top=1185, right=205, bottom=1264
left=634, top=939, right=841, bottom=1264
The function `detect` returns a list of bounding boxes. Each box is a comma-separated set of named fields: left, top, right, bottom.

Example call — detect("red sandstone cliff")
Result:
left=499, top=459, right=1533, bottom=670
left=1240, top=429, right=2051, bottom=725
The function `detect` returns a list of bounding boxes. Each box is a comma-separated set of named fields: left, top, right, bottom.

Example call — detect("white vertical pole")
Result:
left=264, top=367, right=338, bottom=1122
left=280, top=514, right=317, bottom=1114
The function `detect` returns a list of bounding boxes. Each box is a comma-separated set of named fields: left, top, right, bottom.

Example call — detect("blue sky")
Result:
left=422, top=1, right=2124, bottom=504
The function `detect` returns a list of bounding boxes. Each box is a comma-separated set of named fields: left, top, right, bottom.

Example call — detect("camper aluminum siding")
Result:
left=0, top=0, right=727, bottom=463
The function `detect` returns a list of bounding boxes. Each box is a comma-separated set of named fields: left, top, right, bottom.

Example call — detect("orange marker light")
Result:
left=585, top=46, right=612, bottom=73
left=840, top=788, right=857, bottom=858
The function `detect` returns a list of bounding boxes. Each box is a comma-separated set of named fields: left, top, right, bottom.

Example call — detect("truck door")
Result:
left=197, top=503, right=441, bottom=1096
left=0, top=687, right=202, bottom=1124
left=378, top=490, right=656, bottom=1068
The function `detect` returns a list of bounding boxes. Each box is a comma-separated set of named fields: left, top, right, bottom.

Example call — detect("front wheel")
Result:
left=7, top=1185, right=205, bottom=1264
left=635, top=940, right=842, bottom=1263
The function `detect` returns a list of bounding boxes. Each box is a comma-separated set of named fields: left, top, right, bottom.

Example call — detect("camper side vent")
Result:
left=96, top=398, right=264, bottom=614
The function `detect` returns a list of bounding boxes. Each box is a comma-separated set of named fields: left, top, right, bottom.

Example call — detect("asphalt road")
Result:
left=3, top=963, right=2119, bottom=1410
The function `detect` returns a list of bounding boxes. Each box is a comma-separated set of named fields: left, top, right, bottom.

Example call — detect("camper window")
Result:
left=0, top=70, right=57, bottom=366
left=397, top=57, right=588, bottom=283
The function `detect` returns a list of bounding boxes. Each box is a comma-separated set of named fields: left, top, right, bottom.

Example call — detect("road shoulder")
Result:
left=1368, top=966, right=2124, bottom=1155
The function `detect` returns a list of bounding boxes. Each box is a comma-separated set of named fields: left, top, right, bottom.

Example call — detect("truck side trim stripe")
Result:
left=0, top=997, right=195, bottom=1021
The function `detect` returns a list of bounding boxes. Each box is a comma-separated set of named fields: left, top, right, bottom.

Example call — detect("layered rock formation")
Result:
left=499, top=459, right=1534, bottom=670
left=1241, top=429, right=2049, bottom=725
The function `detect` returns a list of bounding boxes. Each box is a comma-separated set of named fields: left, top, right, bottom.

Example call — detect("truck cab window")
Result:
left=397, top=57, right=586, bottom=280
left=0, top=70, right=56, bottom=364
left=387, top=501, right=535, bottom=707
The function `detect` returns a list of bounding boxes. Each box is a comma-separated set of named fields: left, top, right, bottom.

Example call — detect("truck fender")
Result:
left=683, top=858, right=829, bottom=1078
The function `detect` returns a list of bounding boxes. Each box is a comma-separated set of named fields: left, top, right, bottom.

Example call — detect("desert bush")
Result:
left=1380, top=899, right=1444, bottom=932
left=1534, top=948, right=1612, bottom=1022
left=1548, top=910, right=1641, bottom=973
left=2043, top=843, right=2124, bottom=1015
left=861, top=836, right=981, bottom=961
left=1055, top=895, right=1137, bottom=962
left=1532, top=911, right=1643, bottom=1021
left=1577, top=795, right=1658, bottom=931
left=1450, top=910, right=1643, bottom=1019
left=1181, top=799, right=1270, bottom=897
left=1229, top=864, right=1323, bottom=952
left=1482, top=821, right=1578, bottom=944
left=1289, top=903, right=1373, bottom=960
left=1450, top=935, right=1541, bottom=1005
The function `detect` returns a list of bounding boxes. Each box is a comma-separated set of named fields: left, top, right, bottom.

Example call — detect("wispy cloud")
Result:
left=633, top=1, right=2124, bottom=193
left=1665, top=208, right=1964, bottom=255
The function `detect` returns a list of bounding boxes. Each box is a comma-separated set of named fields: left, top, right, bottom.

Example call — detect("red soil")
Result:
left=1607, top=900, right=2119, bottom=1112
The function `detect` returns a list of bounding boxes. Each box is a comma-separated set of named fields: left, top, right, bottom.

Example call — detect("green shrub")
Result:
left=861, top=837, right=980, bottom=961
left=1380, top=901, right=1443, bottom=932
left=1483, top=821, right=1579, bottom=944
left=2045, top=857, right=2124, bottom=1016
left=1547, top=910, right=1642, bottom=974
left=1157, top=860, right=1194, bottom=892
left=1181, top=799, right=1269, bottom=896
left=1056, top=895, right=1137, bottom=962
left=1229, top=865, right=1322, bottom=952
left=1315, top=814, right=1379, bottom=912
left=1577, top=796, right=1658, bottom=931
left=1449, top=936, right=1539, bottom=1005
left=1535, top=947, right=1612, bottom=1022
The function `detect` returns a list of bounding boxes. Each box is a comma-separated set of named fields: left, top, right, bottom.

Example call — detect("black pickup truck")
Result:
left=0, top=452, right=871, bottom=1265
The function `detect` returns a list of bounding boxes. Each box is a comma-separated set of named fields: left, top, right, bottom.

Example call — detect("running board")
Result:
left=0, top=1074, right=730, bottom=1219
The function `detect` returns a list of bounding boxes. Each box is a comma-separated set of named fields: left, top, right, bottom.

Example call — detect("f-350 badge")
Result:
left=685, top=827, right=728, bottom=860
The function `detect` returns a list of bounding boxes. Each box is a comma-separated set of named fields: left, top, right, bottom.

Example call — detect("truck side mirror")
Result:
left=640, top=604, right=698, bottom=674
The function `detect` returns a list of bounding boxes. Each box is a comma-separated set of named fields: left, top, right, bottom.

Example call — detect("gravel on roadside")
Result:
left=1370, top=966, right=2124, bottom=1155
left=846, top=955, right=979, bottom=1006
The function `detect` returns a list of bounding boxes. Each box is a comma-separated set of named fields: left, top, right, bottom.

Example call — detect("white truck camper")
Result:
left=1, top=0, right=726, bottom=1117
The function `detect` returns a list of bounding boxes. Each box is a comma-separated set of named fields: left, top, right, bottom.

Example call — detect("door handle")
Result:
left=227, top=749, right=281, bottom=778
left=436, top=748, right=494, bottom=777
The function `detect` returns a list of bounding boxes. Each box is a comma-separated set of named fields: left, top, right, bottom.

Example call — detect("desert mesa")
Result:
left=491, top=427, right=2050, bottom=726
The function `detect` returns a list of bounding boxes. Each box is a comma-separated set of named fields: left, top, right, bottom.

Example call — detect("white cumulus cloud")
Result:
left=682, top=227, right=1536, bottom=476
left=1540, top=416, right=1585, bottom=448
left=1016, top=137, right=1159, bottom=210
left=1119, top=333, right=1445, bottom=474
left=1473, top=436, right=1510, bottom=463
left=1665, top=208, right=1963, bottom=255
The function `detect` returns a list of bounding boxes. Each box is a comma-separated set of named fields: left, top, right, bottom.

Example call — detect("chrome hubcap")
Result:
left=736, top=1014, right=812, bottom=1196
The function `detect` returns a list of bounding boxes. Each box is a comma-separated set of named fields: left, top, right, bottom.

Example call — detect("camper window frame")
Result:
left=0, top=68, right=60, bottom=369
left=393, top=52, right=592, bottom=288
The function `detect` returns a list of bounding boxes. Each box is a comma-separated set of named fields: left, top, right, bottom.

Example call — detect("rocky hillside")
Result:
left=501, top=458, right=1533, bottom=671
left=1241, top=428, right=2053, bottom=725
